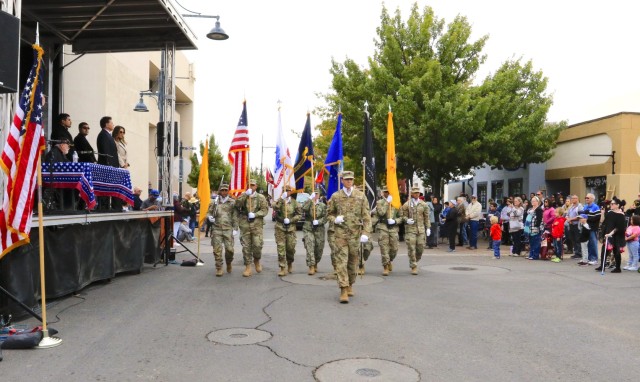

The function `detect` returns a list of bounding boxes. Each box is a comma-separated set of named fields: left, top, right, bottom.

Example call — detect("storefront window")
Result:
left=477, top=182, right=487, bottom=210
left=508, top=178, right=523, bottom=197
left=491, top=180, right=503, bottom=202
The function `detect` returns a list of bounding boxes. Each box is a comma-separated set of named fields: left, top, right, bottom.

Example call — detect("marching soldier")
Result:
left=401, top=186, right=431, bottom=275
left=301, top=189, right=327, bottom=275
left=375, top=186, right=403, bottom=276
left=273, top=185, right=301, bottom=276
left=235, top=179, right=269, bottom=277
left=207, top=184, right=238, bottom=277
left=327, top=171, right=372, bottom=303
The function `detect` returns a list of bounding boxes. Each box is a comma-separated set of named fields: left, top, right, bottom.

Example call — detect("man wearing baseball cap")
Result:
left=141, top=189, right=162, bottom=211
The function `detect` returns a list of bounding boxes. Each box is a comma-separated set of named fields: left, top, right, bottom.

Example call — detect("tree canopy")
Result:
left=316, top=3, right=566, bottom=195
left=187, top=135, right=231, bottom=193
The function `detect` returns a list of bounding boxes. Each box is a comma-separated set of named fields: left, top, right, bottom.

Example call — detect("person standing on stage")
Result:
left=375, top=186, right=402, bottom=276
left=301, top=189, right=327, bottom=275
left=235, top=179, right=269, bottom=277
left=326, top=171, right=372, bottom=304
left=273, top=185, right=301, bottom=276
left=112, top=125, right=130, bottom=170
left=51, top=113, right=75, bottom=161
left=73, top=122, right=97, bottom=163
left=401, top=186, right=431, bottom=275
left=207, top=184, right=238, bottom=277
left=96, top=116, right=119, bottom=168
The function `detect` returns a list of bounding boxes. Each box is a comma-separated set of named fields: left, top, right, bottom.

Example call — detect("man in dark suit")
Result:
left=50, top=113, right=75, bottom=161
left=73, top=122, right=97, bottom=163
left=97, top=116, right=119, bottom=167
left=96, top=116, right=121, bottom=211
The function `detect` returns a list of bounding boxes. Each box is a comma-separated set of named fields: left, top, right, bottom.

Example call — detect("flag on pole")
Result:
left=272, top=107, right=294, bottom=197
left=363, top=109, right=377, bottom=212
left=0, top=44, right=47, bottom=258
left=197, top=139, right=211, bottom=226
left=228, top=101, right=249, bottom=195
left=293, top=113, right=314, bottom=193
left=266, top=168, right=275, bottom=185
left=386, top=111, right=401, bottom=209
left=322, top=113, right=344, bottom=200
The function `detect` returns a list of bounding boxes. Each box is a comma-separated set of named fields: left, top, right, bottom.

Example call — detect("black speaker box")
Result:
left=173, top=121, right=179, bottom=157
left=156, top=122, right=165, bottom=156
left=0, top=11, right=20, bottom=94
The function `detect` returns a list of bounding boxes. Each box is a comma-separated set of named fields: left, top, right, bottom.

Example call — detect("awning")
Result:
left=20, top=0, right=198, bottom=53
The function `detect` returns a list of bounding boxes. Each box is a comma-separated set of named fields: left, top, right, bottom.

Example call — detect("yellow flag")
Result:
left=386, top=111, right=401, bottom=209
left=197, top=139, right=211, bottom=226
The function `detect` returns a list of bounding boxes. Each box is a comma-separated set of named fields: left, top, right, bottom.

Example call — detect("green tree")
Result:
left=319, top=3, right=566, bottom=195
left=187, top=135, right=231, bottom=192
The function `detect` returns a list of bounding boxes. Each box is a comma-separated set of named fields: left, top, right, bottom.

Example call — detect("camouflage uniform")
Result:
left=207, top=195, right=238, bottom=270
left=327, top=186, right=372, bottom=288
left=235, top=191, right=269, bottom=265
left=301, top=198, right=327, bottom=267
left=327, top=219, right=337, bottom=269
left=401, top=193, right=431, bottom=271
left=375, top=197, right=403, bottom=267
left=273, top=194, right=301, bottom=269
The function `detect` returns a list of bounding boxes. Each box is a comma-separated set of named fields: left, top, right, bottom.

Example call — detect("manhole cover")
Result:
left=450, top=266, right=477, bottom=271
left=421, top=264, right=509, bottom=275
left=207, top=328, right=271, bottom=345
left=315, top=358, right=419, bottom=381
left=282, top=273, right=383, bottom=286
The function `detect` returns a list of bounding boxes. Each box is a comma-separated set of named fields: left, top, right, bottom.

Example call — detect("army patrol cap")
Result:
left=410, top=186, right=421, bottom=194
left=249, top=179, right=257, bottom=185
left=381, top=186, right=388, bottom=192
left=342, top=171, right=354, bottom=179
left=219, top=183, right=229, bottom=191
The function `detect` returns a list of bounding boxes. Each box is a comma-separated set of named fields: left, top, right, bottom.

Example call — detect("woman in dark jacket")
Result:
left=525, top=196, right=545, bottom=260
left=445, top=200, right=459, bottom=252
left=596, top=198, right=627, bottom=273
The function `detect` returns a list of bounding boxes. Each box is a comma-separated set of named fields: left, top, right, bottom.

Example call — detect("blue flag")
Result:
left=323, top=113, right=344, bottom=200
left=293, top=113, right=314, bottom=192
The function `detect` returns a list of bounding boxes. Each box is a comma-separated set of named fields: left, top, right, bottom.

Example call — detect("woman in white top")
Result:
left=112, top=125, right=130, bottom=169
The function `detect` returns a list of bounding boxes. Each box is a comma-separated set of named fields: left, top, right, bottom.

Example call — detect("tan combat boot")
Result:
left=277, top=266, right=287, bottom=277
left=382, top=264, right=389, bottom=276
left=226, top=263, right=232, bottom=273
left=242, top=264, right=252, bottom=277
left=308, top=266, right=315, bottom=275
left=411, top=267, right=418, bottom=275
left=347, top=285, right=354, bottom=296
left=216, top=267, right=223, bottom=277
left=287, top=263, right=293, bottom=274
left=358, top=264, right=365, bottom=275
left=388, top=262, right=393, bottom=272
left=339, top=287, right=349, bottom=303
left=254, top=259, right=262, bottom=273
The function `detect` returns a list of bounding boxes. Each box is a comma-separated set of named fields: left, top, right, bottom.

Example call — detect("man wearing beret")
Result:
left=401, top=186, right=431, bottom=275
left=273, top=185, right=301, bottom=276
left=375, top=186, right=403, bottom=276
left=327, top=171, right=372, bottom=303
left=235, top=179, right=269, bottom=277
left=207, top=184, right=238, bottom=277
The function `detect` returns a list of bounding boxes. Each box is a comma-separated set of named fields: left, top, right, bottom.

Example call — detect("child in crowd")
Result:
left=624, top=215, right=640, bottom=271
left=485, top=202, right=499, bottom=249
left=577, top=218, right=591, bottom=266
left=551, top=207, right=566, bottom=263
left=490, top=215, right=501, bottom=259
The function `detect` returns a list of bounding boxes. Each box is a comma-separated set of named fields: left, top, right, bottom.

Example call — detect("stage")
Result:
left=0, top=210, right=172, bottom=317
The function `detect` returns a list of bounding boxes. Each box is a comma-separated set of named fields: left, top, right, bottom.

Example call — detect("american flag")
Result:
left=228, top=101, right=249, bottom=195
left=0, top=44, right=47, bottom=258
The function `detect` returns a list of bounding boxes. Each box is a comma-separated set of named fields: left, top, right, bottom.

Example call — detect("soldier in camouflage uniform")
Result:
left=326, top=214, right=337, bottom=271
left=327, top=171, right=372, bottom=303
left=301, top=189, right=327, bottom=275
left=401, top=186, right=431, bottom=275
left=207, top=183, right=238, bottom=277
left=273, top=185, right=301, bottom=276
left=375, top=186, right=403, bottom=276
left=235, top=179, right=269, bottom=277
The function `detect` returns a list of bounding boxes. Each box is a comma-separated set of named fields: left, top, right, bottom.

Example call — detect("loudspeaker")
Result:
left=156, top=122, right=165, bottom=156
left=173, top=122, right=179, bottom=157
left=0, top=11, right=20, bottom=94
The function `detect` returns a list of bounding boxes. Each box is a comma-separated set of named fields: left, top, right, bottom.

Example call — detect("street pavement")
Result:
left=3, top=222, right=640, bottom=381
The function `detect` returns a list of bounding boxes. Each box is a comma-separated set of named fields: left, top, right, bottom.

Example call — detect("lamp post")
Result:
left=589, top=150, right=616, bottom=174
left=179, top=141, right=197, bottom=197
left=181, top=14, right=229, bottom=40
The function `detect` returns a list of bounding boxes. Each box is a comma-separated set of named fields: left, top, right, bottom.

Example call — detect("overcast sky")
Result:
left=179, top=0, right=640, bottom=169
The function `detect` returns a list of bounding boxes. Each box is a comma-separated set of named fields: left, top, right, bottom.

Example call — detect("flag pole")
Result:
left=195, top=136, right=208, bottom=267
left=312, top=156, right=316, bottom=220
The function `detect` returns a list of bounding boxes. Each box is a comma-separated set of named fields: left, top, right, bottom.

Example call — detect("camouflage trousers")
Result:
left=303, top=227, right=325, bottom=267
left=275, top=224, right=297, bottom=268
left=238, top=222, right=263, bottom=265
left=378, top=228, right=399, bottom=266
left=405, top=231, right=426, bottom=269
left=211, top=228, right=234, bottom=268
left=327, top=230, right=337, bottom=269
left=334, top=233, right=361, bottom=288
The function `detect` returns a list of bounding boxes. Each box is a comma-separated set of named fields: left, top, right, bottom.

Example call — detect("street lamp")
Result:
left=133, top=90, right=159, bottom=112
left=589, top=150, right=616, bottom=174
left=182, top=14, right=229, bottom=40
left=179, top=141, right=197, bottom=197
